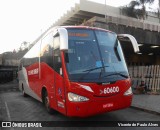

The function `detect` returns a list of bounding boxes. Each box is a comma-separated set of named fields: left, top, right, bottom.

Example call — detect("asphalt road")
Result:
left=0, top=81, right=160, bottom=130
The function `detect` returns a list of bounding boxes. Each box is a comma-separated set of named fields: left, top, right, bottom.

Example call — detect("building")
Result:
left=0, top=53, right=19, bottom=83
left=0, top=54, right=2, bottom=65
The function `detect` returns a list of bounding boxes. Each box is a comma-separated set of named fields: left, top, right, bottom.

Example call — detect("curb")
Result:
left=130, top=106, right=160, bottom=116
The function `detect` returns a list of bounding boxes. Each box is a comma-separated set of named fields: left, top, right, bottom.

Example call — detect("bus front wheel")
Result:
left=44, top=91, right=54, bottom=114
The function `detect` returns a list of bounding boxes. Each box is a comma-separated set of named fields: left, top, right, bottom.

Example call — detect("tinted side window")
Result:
left=23, top=41, right=40, bottom=67
left=41, top=33, right=53, bottom=68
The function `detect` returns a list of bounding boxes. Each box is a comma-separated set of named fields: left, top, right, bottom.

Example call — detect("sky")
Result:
left=0, top=0, right=158, bottom=54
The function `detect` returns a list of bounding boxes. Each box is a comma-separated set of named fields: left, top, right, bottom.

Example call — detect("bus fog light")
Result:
left=68, top=92, right=89, bottom=102
left=124, top=87, right=132, bottom=96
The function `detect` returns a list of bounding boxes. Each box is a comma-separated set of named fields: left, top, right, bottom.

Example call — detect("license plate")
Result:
left=103, top=103, right=113, bottom=108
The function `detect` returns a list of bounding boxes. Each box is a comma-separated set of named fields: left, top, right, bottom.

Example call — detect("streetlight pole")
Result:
left=159, top=0, right=160, bottom=23
left=105, top=0, right=107, bottom=20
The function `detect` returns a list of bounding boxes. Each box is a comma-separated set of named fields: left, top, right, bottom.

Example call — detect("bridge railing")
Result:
left=84, top=15, right=160, bottom=32
left=106, top=15, right=160, bottom=32
left=128, top=65, right=160, bottom=93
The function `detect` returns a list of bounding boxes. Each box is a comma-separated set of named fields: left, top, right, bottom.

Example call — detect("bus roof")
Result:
left=19, top=26, right=116, bottom=61
left=61, top=26, right=116, bottom=34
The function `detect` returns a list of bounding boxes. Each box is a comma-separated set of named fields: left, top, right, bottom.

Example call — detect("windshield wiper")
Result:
left=103, top=72, right=129, bottom=79
left=83, top=66, right=109, bottom=72
left=78, top=65, right=109, bottom=82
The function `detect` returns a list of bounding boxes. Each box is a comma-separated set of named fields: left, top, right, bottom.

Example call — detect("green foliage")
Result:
left=122, top=0, right=155, bottom=19
left=122, top=1, right=140, bottom=18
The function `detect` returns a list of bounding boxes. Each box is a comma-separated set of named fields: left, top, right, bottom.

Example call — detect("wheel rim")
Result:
left=45, top=94, right=50, bottom=111
left=22, top=89, right=25, bottom=95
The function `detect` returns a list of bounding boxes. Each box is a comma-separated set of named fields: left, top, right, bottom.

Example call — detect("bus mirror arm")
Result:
left=117, top=34, right=139, bottom=53
left=58, top=28, right=68, bottom=51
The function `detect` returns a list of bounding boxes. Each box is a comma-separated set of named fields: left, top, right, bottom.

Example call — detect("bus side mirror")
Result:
left=58, top=28, right=68, bottom=51
left=117, top=34, right=139, bottom=53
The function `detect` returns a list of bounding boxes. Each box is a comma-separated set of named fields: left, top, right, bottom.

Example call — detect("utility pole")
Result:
left=159, top=0, right=160, bottom=23
left=105, top=0, right=108, bottom=25
left=105, top=0, right=107, bottom=20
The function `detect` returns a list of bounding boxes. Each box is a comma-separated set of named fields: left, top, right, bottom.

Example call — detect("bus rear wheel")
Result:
left=22, top=87, right=27, bottom=97
left=44, top=91, right=54, bottom=114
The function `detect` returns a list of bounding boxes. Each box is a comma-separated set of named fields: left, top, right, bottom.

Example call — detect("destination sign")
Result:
left=68, top=33, right=88, bottom=37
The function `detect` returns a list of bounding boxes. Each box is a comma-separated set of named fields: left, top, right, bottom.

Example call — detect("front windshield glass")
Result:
left=65, top=28, right=129, bottom=83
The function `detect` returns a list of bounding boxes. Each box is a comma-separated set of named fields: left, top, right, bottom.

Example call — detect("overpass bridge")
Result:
left=50, top=0, right=160, bottom=92
left=50, top=0, right=160, bottom=66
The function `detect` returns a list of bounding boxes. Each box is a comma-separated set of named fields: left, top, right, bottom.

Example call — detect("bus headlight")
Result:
left=68, top=92, right=89, bottom=102
left=124, top=87, right=132, bottom=96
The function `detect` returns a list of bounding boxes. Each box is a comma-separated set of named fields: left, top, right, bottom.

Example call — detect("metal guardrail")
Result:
left=106, top=15, right=160, bottom=32
left=129, top=65, right=160, bottom=92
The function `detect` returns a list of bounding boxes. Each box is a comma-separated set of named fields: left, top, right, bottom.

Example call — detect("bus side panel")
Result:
left=19, top=66, right=42, bottom=102
left=27, top=63, right=40, bottom=97
left=26, top=62, right=58, bottom=111
left=54, top=72, right=66, bottom=115
left=40, top=62, right=57, bottom=110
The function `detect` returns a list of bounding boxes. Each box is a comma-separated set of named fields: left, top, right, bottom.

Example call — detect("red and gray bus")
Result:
left=18, top=26, right=139, bottom=117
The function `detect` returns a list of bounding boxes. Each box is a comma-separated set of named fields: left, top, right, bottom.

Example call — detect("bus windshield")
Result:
left=65, top=28, right=129, bottom=83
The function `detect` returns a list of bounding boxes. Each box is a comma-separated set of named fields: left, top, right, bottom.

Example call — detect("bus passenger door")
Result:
left=53, top=36, right=66, bottom=115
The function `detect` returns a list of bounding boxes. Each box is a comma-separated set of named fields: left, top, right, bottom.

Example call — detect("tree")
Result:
left=122, top=0, right=155, bottom=20
left=138, top=0, right=155, bottom=20
left=122, top=1, right=140, bottom=18
left=20, top=41, right=29, bottom=51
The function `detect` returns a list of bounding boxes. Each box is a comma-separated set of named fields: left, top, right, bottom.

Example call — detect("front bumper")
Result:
left=66, top=94, right=132, bottom=117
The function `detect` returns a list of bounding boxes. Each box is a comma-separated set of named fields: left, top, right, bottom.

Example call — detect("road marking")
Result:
left=5, top=102, right=11, bottom=121
left=5, top=102, right=14, bottom=130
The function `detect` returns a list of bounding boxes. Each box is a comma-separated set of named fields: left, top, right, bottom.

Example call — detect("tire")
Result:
left=44, top=91, right=54, bottom=114
left=22, top=87, right=27, bottom=97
